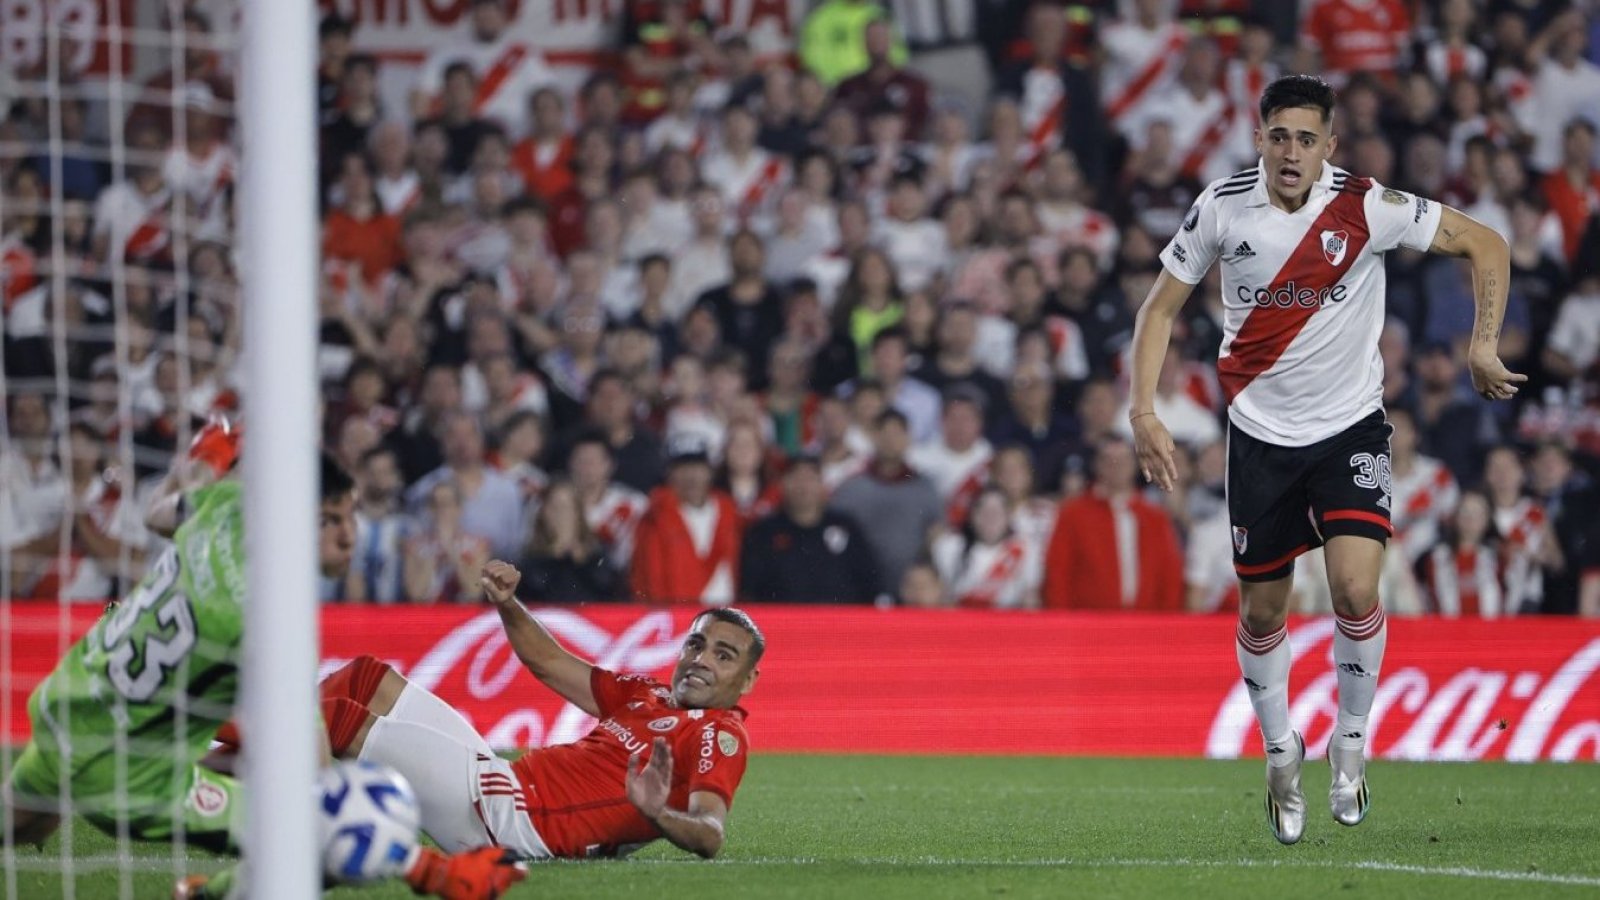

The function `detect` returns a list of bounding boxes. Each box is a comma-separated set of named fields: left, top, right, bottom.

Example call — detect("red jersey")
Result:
left=511, top=668, right=750, bottom=858
left=1300, top=0, right=1409, bottom=81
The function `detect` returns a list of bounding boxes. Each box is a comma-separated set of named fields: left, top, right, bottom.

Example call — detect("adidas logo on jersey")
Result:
left=1231, top=241, right=1256, bottom=258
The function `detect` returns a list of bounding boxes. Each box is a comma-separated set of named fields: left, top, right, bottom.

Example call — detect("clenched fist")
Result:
left=479, top=560, right=522, bottom=607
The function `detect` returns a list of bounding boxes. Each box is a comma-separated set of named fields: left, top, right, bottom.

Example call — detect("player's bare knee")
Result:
left=369, top=667, right=409, bottom=717
left=1239, top=580, right=1292, bottom=633
left=1329, top=576, right=1380, bottom=620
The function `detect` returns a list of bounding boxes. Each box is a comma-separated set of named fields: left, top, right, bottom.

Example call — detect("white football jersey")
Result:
left=1160, top=160, right=1443, bottom=447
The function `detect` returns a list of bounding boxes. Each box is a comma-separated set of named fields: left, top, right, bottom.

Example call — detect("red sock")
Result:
left=322, top=697, right=372, bottom=757
left=320, top=655, right=391, bottom=708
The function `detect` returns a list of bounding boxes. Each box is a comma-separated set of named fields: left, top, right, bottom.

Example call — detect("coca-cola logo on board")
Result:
left=1208, top=620, right=1600, bottom=762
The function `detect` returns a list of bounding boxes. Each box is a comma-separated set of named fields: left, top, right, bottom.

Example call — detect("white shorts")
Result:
left=359, top=696, right=551, bottom=860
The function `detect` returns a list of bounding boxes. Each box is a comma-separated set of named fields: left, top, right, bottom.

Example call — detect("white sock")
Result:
left=1236, top=621, right=1296, bottom=767
left=1333, top=605, right=1387, bottom=752
left=386, top=682, right=492, bottom=751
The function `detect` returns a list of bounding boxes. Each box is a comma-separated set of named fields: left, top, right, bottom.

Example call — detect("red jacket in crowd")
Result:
left=1043, top=489, right=1184, bottom=611
left=630, top=487, right=742, bottom=604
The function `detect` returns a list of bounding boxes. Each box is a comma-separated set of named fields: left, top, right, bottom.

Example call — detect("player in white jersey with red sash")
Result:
left=1127, top=76, right=1524, bottom=845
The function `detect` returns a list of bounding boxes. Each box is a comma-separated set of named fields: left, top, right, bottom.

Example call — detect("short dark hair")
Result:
left=321, top=452, right=356, bottom=504
left=1259, top=74, right=1336, bottom=125
left=876, top=408, right=910, bottom=431
left=870, top=326, right=909, bottom=352
left=692, top=608, right=766, bottom=666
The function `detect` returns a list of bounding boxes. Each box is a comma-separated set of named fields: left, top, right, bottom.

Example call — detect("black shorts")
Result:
left=1227, top=410, right=1394, bottom=582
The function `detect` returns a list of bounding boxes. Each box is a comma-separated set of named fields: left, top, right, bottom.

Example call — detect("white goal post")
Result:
left=238, top=0, right=319, bottom=897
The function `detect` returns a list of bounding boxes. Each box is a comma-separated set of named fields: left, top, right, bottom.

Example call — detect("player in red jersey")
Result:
left=313, top=559, right=759, bottom=861
left=1127, top=75, right=1523, bottom=845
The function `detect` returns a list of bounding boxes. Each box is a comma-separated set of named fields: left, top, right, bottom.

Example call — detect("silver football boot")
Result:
left=1328, top=738, right=1371, bottom=826
left=1264, top=731, right=1306, bottom=845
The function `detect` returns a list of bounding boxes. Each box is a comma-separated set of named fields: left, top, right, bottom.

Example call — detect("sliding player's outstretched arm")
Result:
left=626, top=737, right=729, bottom=859
left=1425, top=206, right=1528, bottom=402
left=1128, top=270, right=1200, bottom=491
left=480, top=560, right=599, bottom=715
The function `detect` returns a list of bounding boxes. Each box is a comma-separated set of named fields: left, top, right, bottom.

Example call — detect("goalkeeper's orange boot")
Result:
left=405, top=846, right=527, bottom=899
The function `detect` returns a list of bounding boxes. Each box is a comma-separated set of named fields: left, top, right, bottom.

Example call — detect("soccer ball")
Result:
left=318, top=760, right=422, bottom=885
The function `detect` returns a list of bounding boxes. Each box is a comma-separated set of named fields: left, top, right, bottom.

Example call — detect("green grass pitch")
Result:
left=9, top=755, right=1600, bottom=899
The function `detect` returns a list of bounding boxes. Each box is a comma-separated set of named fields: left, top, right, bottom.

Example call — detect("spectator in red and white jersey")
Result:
left=1296, top=0, right=1411, bottom=87
left=322, top=154, right=403, bottom=287
left=909, top=385, right=995, bottom=507
left=368, top=123, right=422, bottom=217
left=1388, top=406, right=1460, bottom=566
left=923, top=107, right=981, bottom=201
left=990, top=443, right=1059, bottom=553
left=1098, top=0, right=1188, bottom=134
left=1122, top=38, right=1237, bottom=185
left=1418, top=490, right=1505, bottom=617
left=1033, top=148, right=1119, bottom=274
left=702, top=103, right=789, bottom=222
left=1422, top=0, right=1488, bottom=84
left=511, top=88, right=576, bottom=204
left=1484, top=445, right=1555, bottom=614
left=1114, top=345, right=1219, bottom=451
left=162, top=84, right=234, bottom=242
left=569, top=433, right=648, bottom=570
left=630, top=433, right=742, bottom=605
left=643, top=70, right=707, bottom=158
left=410, top=0, right=556, bottom=138
left=833, top=19, right=932, bottom=141
left=24, top=424, right=148, bottom=603
left=809, top=394, right=868, bottom=491
left=932, top=486, right=1041, bottom=609
left=1526, top=10, right=1600, bottom=173
left=1539, top=118, right=1600, bottom=266
left=992, top=2, right=1107, bottom=184
left=91, top=127, right=175, bottom=267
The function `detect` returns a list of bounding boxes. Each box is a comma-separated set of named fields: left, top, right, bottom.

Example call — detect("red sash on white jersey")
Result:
left=474, top=44, right=529, bottom=114
left=587, top=487, right=646, bottom=561
left=1179, top=91, right=1235, bottom=181
left=953, top=538, right=1029, bottom=608
left=1020, top=67, right=1067, bottom=168
left=1427, top=545, right=1501, bottom=617
left=739, top=158, right=787, bottom=218
left=125, top=203, right=173, bottom=263
left=945, top=464, right=991, bottom=527
left=1105, top=26, right=1189, bottom=123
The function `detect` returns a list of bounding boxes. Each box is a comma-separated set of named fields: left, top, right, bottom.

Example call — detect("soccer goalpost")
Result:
left=238, top=0, right=320, bottom=897
left=0, top=0, right=320, bottom=896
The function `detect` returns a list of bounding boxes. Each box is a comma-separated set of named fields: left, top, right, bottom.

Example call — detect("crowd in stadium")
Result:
left=2, top=0, right=1599, bottom=615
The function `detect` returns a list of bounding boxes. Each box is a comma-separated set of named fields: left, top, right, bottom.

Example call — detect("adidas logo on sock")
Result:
left=1232, top=241, right=1255, bottom=258
left=1267, top=745, right=1286, bottom=754
left=1341, top=731, right=1363, bottom=739
left=1338, top=662, right=1371, bottom=677
left=1243, top=677, right=1266, bottom=692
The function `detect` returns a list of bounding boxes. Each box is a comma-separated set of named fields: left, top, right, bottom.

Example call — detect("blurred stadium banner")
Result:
left=7, top=604, right=1598, bottom=762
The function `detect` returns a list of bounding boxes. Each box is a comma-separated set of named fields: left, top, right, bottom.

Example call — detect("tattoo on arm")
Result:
left=1474, top=267, right=1501, bottom=347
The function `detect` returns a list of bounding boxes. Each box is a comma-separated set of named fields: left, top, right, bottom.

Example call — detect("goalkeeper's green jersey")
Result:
left=25, top=480, right=245, bottom=809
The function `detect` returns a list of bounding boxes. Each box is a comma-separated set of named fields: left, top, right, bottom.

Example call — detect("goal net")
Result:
left=2, top=1, right=317, bottom=896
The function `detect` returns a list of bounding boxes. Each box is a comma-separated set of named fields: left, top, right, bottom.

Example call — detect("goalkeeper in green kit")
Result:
left=4, top=421, right=524, bottom=899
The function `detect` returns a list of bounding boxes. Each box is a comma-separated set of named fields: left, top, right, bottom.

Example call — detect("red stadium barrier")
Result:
left=5, top=604, right=1598, bottom=761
